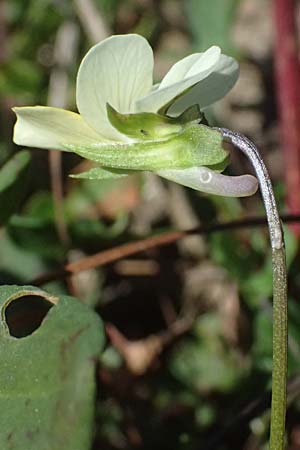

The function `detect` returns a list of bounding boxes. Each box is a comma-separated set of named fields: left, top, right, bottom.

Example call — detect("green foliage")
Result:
left=185, top=0, right=240, bottom=55
left=170, top=314, right=246, bottom=393
left=6, top=179, right=129, bottom=262
left=0, top=60, right=42, bottom=97
left=0, top=151, right=31, bottom=226
left=210, top=226, right=297, bottom=309
left=0, top=285, right=104, bottom=450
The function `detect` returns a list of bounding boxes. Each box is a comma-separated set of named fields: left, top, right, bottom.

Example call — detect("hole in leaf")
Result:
left=5, top=295, right=54, bottom=338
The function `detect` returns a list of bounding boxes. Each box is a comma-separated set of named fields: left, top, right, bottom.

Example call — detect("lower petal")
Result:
left=157, top=166, right=258, bottom=197
left=13, top=106, right=106, bottom=151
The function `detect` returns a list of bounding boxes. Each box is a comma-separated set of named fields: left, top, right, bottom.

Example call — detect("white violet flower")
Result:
left=13, top=34, right=258, bottom=197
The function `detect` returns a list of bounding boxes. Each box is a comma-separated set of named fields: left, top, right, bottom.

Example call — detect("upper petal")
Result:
left=166, top=54, right=239, bottom=116
left=159, top=46, right=220, bottom=88
left=13, top=106, right=104, bottom=151
left=135, top=46, right=222, bottom=113
left=76, top=34, right=154, bottom=141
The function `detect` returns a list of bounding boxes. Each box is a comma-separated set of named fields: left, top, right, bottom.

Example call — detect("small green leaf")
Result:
left=0, top=285, right=104, bottom=450
left=70, top=166, right=132, bottom=180
left=65, top=124, right=228, bottom=171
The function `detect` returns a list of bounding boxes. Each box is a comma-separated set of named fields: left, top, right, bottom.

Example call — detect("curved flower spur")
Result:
left=13, top=34, right=258, bottom=197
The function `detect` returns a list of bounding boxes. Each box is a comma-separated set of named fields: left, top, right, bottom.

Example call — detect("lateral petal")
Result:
left=135, top=46, right=222, bottom=114
left=159, top=47, right=220, bottom=88
left=13, top=106, right=104, bottom=151
left=167, top=54, right=239, bottom=116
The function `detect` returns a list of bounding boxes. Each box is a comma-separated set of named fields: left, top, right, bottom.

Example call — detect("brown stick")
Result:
left=32, top=213, right=300, bottom=285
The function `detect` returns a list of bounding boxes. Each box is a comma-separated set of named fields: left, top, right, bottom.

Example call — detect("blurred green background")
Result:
left=1, top=1, right=300, bottom=449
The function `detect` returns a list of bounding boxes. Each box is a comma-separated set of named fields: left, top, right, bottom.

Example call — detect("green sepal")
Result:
left=64, top=124, right=228, bottom=172
left=70, top=166, right=132, bottom=180
left=106, top=103, right=183, bottom=140
left=174, top=104, right=203, bottom=123
left=206, top=155, right=230, bottom=172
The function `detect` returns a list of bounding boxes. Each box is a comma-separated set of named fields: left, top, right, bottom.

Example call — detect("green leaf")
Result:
left=0, top=59, right=42, bottom=97
left=65, top=124, right=228, bottom=171
left=8, top=214, right=65, bottom=260
left=169, top=314, right=245, bottom=393
left=186, top=0, right=239, bottom=55
left=0, top=151, right=31, bottom=226
left=0, top=231, right=46, bottom=282
left=0, top=285, right=104, bottom=450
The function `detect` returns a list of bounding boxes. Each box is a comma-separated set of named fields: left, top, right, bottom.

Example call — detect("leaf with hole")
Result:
left=0, top=285, right=104, bottom=450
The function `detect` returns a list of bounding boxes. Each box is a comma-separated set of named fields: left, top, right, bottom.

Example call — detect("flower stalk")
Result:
left=217, top=128, right=287, bottom=450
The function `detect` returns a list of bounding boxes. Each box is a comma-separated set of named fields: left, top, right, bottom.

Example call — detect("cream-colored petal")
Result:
left=76, top=34, right=154, bottom=141
left=157, top=167, right=258, bottom=197
left=159, top=46, right=220, bottom=89
left=136, top=46, right=222, bottom=113
left=167, top=54, right=239, bottom=116
left=13, top=106, right=104, bottom=151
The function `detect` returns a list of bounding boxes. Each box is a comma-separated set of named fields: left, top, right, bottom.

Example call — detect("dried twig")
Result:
left=32, top=213, right=300, bottom=286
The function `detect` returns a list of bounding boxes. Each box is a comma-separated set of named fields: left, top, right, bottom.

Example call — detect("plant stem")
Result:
left=216, top=128, right=287, bottom=450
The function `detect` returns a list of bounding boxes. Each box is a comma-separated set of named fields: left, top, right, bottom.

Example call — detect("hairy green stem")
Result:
left=216, top=128, right=287, bottom=450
